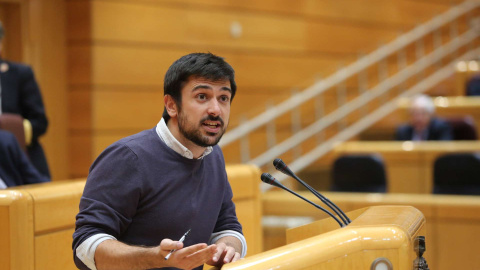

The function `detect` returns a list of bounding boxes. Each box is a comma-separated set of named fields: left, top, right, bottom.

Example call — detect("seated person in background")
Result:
left=466, top=75, right=480, bottom=96
left=0, top=21, right=50, bottom=178
left=0, top=130, right=49, bottom=189
left=395, top=94, right=453, bottom=141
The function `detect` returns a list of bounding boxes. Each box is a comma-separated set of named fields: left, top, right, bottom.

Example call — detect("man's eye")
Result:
left=197, top=94, right=206, bottom=100
left=220, top=96, right=230, bottom=102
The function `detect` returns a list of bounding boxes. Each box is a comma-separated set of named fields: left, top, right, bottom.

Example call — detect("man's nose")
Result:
left=208, top=99, right=221, bottom=116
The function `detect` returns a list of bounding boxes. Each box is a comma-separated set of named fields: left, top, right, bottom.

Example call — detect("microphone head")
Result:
left=260, top=173, right=274, bottom=184
left=273, top=158, right=295, bottom=177
left=260, top=173, right=282, bottom=188
left=273, top=158, right=283, bottom=168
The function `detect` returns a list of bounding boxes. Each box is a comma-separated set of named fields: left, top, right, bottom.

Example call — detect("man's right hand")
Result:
left=159, top=239, right=218, bottom=269
left=94, top=238, right=217, bottom=270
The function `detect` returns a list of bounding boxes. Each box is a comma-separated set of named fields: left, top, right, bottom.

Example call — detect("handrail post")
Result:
left=266, top=101, right=276, bottom=149
left=336, top=65, right=348, bottom=132
left=378, top=53, right=389, bottom=104
left=415, top=36, right=426, bottom=82
left=397, top=44, right=407, bottom=96
left=434, top=29, right=443, bottom=68
left=291, top=89, right=302, bottom=159
left=466, top=8, right=474, bottom=52
left=450, top=18, right=459, bottom=59
left=314, top=92, right=325, bottom=144
left=357, top=53, right=369, bottom=117
left=240, top=116, right=250, bottom=164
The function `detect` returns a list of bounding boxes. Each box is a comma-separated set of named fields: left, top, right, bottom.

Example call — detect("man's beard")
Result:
left=177, top=113, right=227, bottom=147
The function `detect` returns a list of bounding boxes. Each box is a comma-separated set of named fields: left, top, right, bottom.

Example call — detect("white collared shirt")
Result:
left=76, top=118, right=246, bottom=269
left=155, top=118, right=213, bottom=159
left=0, top=177, right=7, bottom=189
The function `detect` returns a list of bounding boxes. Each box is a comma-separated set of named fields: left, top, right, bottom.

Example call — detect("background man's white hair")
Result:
left=410, top=94, right=435, bottom=114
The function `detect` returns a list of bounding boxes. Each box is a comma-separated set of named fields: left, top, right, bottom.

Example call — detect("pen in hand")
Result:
left=165, top=229, right=191, bottom=260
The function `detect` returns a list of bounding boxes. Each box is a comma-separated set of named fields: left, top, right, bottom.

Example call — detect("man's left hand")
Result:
left=206, top=242, right=240, bottom=266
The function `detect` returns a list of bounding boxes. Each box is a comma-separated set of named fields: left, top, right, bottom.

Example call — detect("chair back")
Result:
left=433, top=153, right=480, bottom=195
left=0, top=113, right=26, bottom=151
left=466, top=75, right=480, bottom=96
left=444, top=116, right=478, bottom=140
left=331, top=154, right=387, bottom=193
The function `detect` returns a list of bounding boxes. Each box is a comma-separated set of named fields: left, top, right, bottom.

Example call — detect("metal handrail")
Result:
left=267, top=47, right=480, bottom=188
left=251, top=27, right=479, bottom=167
left=219, top=1, right=479, bottom=148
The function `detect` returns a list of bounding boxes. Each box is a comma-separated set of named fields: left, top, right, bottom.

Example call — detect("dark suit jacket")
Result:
left=0, top=130, right=49, bottom=187
left=0, top=59, right=50, bottom=177
left=466, top=75, right=480, bottom=96
left=395, top=117, right=453, bottom=141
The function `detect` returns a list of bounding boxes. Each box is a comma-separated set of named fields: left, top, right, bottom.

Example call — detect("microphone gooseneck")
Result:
left=273, top=159, right=351, bottom=225
left=261, top=173, right=344, bottom=228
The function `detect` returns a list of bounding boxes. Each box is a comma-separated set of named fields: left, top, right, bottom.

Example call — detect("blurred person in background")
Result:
left=395, top=94, right=452, bottom=141
left=0, top=130, right=49, bottom=188
left=0, top=21, right=50, bottom=178
left=466, top=74, right=480, bottom=96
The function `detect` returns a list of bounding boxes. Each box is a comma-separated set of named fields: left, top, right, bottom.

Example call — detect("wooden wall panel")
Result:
left=70, top=134, right=93, bottom=178
left=35, top=229, right=76, bottom=270
left=91, top=90, right=163, bottom=130
left=104, top=0, right=457, bottom=29
left=80, top=44, right=348, bottom=89
left=0, top=3, right=23, bottom=62
left=67, top=0, right=469, bottom=177
left=83, top=1, right=398, bottom=55
left=67, top=46, right=91, bottom=85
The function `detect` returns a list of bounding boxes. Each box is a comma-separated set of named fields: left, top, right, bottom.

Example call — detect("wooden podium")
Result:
left=220, top=206, right=427, bottom=270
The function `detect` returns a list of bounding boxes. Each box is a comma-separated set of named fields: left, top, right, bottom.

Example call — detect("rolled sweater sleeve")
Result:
left=212, top=175, right=246, bottom=256
left=72, top=143, right=143, bottom=270
left=212, top=151, right=243, bottom=235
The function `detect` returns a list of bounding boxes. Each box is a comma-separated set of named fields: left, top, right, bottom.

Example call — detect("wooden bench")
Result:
left=262, top=191, right=480, bottom=270
left=0, top=164, right=262, bottom=270
left=334, top=141, right=480, bottom=193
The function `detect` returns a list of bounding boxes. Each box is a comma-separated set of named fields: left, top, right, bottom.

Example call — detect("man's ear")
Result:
left=164, top=95, right=178, bottom=118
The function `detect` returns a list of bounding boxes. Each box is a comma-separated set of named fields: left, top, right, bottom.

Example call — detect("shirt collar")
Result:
left=156, top=118, right=213, bottom=159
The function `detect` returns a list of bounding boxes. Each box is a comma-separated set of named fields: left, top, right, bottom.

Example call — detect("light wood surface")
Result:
left=226, top=165, right=264, bottom=255
left=334, top=141, right=480, bottom=193
left=65, top=0, right=462, bottom=178
left=0, top=190, right=34, bottom=270
left=218, top=206, right=425, bottom=270
left=174, top=0, right=459, bottom=27
left=263, top=191, right=480, bottom=270
left=0, top=164, right=262, bottom=270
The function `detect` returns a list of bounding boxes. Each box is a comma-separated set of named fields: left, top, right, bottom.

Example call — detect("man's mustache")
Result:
left=201, top=115, right=224, bottom=126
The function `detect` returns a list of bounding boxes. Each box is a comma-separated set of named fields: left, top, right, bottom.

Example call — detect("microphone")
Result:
left=273, top=158, right=351, bottom=225
left=261, top=173, right=344, bottom=227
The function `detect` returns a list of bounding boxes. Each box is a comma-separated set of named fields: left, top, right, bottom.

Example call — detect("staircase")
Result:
left=219, top=1, right=480, bottom=189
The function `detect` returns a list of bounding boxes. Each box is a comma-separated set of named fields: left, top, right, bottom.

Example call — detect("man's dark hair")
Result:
left=162, top=52, right=237, bottom=122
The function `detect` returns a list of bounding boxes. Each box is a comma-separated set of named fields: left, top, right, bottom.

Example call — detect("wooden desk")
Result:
left=220, top=206, right=425, bottom=270
left=0, top=165, right=262, bottom=270
left=334, top=141, right=480, bottom=193
left=263, top=191, right=480, bottom=270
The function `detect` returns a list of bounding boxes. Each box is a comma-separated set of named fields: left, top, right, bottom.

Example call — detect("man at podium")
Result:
left=73, top=53, right=246, bottom=270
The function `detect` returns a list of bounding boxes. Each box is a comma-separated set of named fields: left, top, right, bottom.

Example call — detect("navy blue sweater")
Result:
left=73, top=128, right=242, bottom=270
